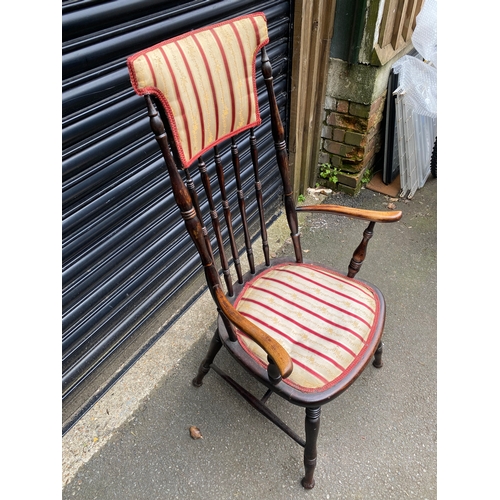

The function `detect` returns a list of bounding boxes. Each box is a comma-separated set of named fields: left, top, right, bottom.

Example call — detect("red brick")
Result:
left=324, top=140, right=342, bottom=155
left=330, top=113, right=367, bottom=132
left=344, top=131, right=364, bottom=146
left=321, top=125, right=332, bottom=139
left=326, top=112, right=336, bottom=126
left=337, top=100, right=349, bottom=114
left=369, top=91, right=386, bottom=115
left=349, top=102, right=370, bottom=118
left=333, top=128, right=345, bottom=142
left=367, top=96, right=386, bottom=130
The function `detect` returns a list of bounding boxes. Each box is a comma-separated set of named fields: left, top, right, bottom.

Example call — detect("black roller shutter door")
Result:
left=62, top=0, right=293, bottom=433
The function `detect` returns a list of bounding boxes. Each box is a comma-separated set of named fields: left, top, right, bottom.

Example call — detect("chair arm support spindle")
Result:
left=348, top=221, right=375, bottom=278
left=267, top=356, right=282, bottom=385
left=295, top=204, right=402, bottom=278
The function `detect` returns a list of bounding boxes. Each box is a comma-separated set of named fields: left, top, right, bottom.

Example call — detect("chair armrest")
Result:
left=215, top=287, right=293, bottom=379
left=296, top=204, right=402, bottom=223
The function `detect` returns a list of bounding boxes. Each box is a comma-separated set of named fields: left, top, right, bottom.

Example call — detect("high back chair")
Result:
left=127, top=12, right=402, bottom=489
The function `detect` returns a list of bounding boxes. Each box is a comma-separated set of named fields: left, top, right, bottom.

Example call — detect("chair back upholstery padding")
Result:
left=127, top=13, right=269, bottom=168
left=234, top=263, right=381, bottom=392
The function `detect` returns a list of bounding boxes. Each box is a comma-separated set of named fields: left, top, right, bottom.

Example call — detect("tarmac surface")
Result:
left=62, top=177, right=437, bottom=499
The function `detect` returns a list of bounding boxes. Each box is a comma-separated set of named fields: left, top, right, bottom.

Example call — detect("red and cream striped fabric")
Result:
left=127, top=13, right=269, bottom=168
left=234, top=263, right=381, bottom=392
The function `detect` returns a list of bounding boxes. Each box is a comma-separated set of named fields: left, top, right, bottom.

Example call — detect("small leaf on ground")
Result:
left=189, top=426, right=203, bottom=439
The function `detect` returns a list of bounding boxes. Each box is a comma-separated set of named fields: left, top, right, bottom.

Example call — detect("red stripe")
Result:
left=174, top=41, right=205, bottom=149
left=274, top=268, right=376, bottom=315
left=158, top=45, right=192, bottom=159
left=287, top=357, right=330, bottom=385
left=241, top=312, right=346, bottom=375
left=249, top=14, right=261, bottom=42
left=143, top=53, right=157, bottom=88
left=192, top=33, right=220, bottom=139
left=240, top=297, right=357, bottom=357
left=248, top=16, right=263, bottom=126
left=210, top=28, right=236, bottom=132
left=259, top=276, right=373, bottom=331
left=301, top=264, right=373, bottom=299
left=249, top=284, right=366, bottom=343
left=229, top=22, right=252, bottom=124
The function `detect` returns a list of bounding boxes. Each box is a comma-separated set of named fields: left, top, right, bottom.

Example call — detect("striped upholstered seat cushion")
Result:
left=234, top=263, right=381, bottom=392
left=127, top=13, right=269, bottom=168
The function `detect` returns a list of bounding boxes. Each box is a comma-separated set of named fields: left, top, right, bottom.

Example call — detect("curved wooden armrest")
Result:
left=296, top=204, right=402, bottom=223
left=214, top=287, right=293, bottom=379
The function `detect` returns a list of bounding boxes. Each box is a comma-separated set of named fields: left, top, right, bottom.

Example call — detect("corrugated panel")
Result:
left=62, top=0, right=293, bottom=433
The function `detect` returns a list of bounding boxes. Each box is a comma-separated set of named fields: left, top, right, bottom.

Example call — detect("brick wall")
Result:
left=318, top=91, right=387, bottom=195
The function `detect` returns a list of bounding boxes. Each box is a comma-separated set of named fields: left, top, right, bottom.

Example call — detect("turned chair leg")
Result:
left=373, top=340, right=383, bottom=368
left=302, top=407, right=321, bottom=489
left=192, top=329, right=223, bottom=387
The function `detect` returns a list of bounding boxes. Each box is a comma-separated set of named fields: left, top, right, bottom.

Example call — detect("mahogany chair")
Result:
left=127, top=12, right=402, bottom=489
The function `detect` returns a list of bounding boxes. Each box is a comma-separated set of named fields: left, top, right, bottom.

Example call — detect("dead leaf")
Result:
left=307, top=187, right=332, bottom=196
left=387, top=203, right=396, bottom=210
left=189, top=426, right=203, bottom=439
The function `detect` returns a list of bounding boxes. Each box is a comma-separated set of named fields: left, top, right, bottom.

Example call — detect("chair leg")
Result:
left=373, top=341, right=383, bottom=368
left=192, top=329, right=223, bottom=387
left=301, top=407, right=321, bottom=489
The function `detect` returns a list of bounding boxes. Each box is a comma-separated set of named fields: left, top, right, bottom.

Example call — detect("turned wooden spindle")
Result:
left=197, top=157, right=234, bottom=296
left=373, top=341, right=383, bottom=368
left=266, top=355, right=282, bottom=385
left=249, top=128, right=270, bottom=266
left=302, top=407, right=321, bottom=489
left=183, top=168, right=214, bottom=264
left=144, top=95, right=220, bottom=293
left=214, top=145, right=243, bottom=284
left=231, top=136, right=255, bottom=274
left=260, top=47, right=302, bottom=263
left=348, top=221, right=375, bottom=278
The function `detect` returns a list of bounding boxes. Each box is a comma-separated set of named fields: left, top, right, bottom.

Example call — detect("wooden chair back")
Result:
left=127, top=13, right=302, bottom=299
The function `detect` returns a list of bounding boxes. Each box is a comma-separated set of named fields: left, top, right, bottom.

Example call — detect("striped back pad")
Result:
left=127, top=13, right=269, bottom=168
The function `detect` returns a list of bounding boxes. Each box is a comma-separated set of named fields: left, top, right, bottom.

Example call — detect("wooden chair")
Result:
left=127, top=12, right=402, bottom=489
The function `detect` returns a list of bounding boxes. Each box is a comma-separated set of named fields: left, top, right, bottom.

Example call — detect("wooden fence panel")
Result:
left=372, top=0, right=424, bottom=65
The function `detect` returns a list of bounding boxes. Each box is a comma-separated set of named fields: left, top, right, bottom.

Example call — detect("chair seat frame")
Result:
left=216, top=257, right=386, bottom=407
left=192, top=257, right=386, bottom=489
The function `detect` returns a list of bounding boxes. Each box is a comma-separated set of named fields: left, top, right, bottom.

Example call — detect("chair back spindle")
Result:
left=231, top=136, right=256, bottom=275
left=249, top=127, right=270, bottom=267
left=214, top=145, right=244, bottom=286
left=144, top=94, right=221, bottom=297
left=183, top=167, right=215, bottom=264
left=260, top=47, right=302, bottom=263
left=197, top=156, right=234, bottom=296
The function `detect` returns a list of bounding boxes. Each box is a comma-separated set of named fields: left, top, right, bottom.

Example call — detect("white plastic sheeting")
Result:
left=395, top=95, right=437, bottom=198
left=391, top=0, right=437, bottom=198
